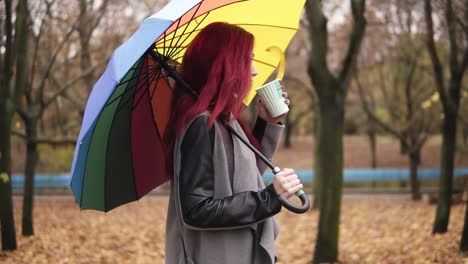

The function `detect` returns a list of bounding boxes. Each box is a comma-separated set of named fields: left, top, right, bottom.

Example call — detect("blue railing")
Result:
left=263, top=168, right=468, bottom=183
left=10, top=168, right=468, bottom=189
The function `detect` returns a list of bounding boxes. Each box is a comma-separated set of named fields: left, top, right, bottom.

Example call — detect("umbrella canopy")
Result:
left=70, top=0, right=306, bottom=212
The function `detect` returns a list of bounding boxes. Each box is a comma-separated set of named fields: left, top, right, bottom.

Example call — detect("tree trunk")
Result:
left=313, top=100, right=322, bottom=210
left=22, top=119, right=38, bottom=236
left=78, top=0, right=94, bottom=93
left=367, top=126, right=377, bottom=168
left=433, top=110, right=457, bottom=233
left=305, top=0, right=366, bottom=261
left=409, top=150, right=421, bottom=200
left=0, top=101, right=17, bottom=251
left=313, top=96, right=344, bottom=263
left=461, top=197, right=468, bottom=251
left=0, top=0, right=17, bottom=251
left=368, top=127, right=377, bottom=188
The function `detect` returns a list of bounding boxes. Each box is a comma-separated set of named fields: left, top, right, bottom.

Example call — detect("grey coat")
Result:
left=165, top=113, right=284, bottom=264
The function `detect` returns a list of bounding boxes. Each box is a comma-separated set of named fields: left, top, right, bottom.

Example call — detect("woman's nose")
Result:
left=251, top=64, right=258, bottom=77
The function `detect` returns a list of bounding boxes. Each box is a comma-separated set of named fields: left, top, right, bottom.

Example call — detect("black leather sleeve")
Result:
left=178, top=116, right=282, bottom=229
left=252, top=117, right=268, bottom=142
left=252, top=117, right=282, bottom=143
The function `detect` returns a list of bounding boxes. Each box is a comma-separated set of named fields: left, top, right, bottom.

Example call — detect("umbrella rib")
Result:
left=79, top=127, right=93, bottom=209
left=165, top=3, right=193, bottom=59
left=167, top=13, right=210, bottom=60
left=130, top=57, right=164, bottom=112
left=106, top=62, right=161, bottom=109
left=163, top=30, right=167, bottom=57
left=145, top=66, right=165, bottom=148
left=104, top=63, right=154, bottom=107
left=156, top=0, right=250, bottom=46
left=113, top=58, right=162, bottom=113
left=156, top=23, right=298, bottom=51
left=148, top=67, right=165, bottom=102
left=159, top=20, right=296, bottom=65
left=232, top=23, right=299, bottom=31
left=159, top=1, right=203, bottom=58
left=171, top=55, right=184, bottom=63
left=253, top=58, right=277, bottom=68
left=166, top=3, right=205, bottom=60
left=114, top=63, right=160, bottom=88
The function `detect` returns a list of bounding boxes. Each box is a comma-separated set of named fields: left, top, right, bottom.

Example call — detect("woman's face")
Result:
left=251, top=53, right=258, bottom=77
left=234, top=52, right=257, bottom=100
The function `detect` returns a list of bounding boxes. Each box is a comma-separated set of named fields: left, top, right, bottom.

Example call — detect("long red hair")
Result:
left=164, top=22, right=259, bottom=176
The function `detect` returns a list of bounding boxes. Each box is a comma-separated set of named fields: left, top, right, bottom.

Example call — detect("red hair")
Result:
left=164, top=22, right=259, bottom=176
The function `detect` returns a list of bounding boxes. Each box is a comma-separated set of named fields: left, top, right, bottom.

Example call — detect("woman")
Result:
left=164, top=22, right=303, bottom=264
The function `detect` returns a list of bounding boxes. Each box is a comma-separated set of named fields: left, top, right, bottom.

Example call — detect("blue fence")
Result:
left=11, top=168, right=468, bottom=189
left=263, top=168, right=468, bottom=183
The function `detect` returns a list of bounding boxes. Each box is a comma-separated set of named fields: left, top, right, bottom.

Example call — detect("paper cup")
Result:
left=256, top=80, right=289, bottom=118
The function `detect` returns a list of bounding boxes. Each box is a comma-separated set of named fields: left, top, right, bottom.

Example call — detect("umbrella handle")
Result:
left=273, top=167, right=310, bottom=214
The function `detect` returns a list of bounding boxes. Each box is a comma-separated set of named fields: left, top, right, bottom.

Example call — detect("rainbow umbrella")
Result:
left=70, top=0, right=306, bottom=212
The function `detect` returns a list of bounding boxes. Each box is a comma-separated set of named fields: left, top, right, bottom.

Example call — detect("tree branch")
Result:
left=29, top=2, right=48, bottom=90
left=13, top=0, right=30, bottom=115
left=424, top=0, right=448, bottom=109
left=305, top=0, right=335, bottom=96
left=354, top=69, right=403, bottom=139
left=2, top=0, right=13, bottom=100
left=35, top=19, right=79, bottom=104
left=378, top=60, right=401, bottom=121
left=12, top=129, right=76, bottom=146
left=43, top=58, right=107, bottom=109
left=283, top=74, right=315, bottom=100
left=87, top=0, right=110, bottom=41
left=338, top=0, right=367, bottom=92
left=445, top=0, right=459, bottom=76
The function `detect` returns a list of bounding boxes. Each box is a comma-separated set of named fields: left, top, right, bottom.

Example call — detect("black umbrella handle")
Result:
left=272, top=167, right=310, bottom=214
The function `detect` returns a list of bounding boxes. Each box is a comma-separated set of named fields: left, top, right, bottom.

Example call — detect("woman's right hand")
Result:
left=272, top=168, right=303, bottom=199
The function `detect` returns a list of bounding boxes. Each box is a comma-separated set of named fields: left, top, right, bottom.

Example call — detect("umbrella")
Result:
left=70, top=0, right=308, bottom=212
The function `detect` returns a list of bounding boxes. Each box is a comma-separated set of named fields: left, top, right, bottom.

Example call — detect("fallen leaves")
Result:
left=1, top=195, right=467, bottom=263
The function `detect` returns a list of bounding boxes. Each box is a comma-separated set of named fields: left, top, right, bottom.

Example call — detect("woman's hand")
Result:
left=272, top=168, right=303, bottom=199
left=257, top=84, right=290, bottom=124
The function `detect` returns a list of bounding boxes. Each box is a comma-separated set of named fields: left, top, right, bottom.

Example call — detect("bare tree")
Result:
left=424, top=0, right=468, bottom=234
left=355, top=56, right=436, bottom=200
left=305, top=0, right=367, bottom=262
left=14, top=0, right=108, bottom=236
left=78, top=0, right=110, bottom=93
left=355, top=0, right=438, bottom=200
left=0, top=0, right=18, bottom=251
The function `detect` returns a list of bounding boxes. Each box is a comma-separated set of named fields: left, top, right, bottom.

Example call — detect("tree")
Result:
left=424, top=0, right=468, bottom=234
left=462, top=194, right=468, bottom=251
left=355, top=55, right=436, bottom=200
left=0, top=0, right=18, bottom=251
left=305, top=0, right=367, bottom=262
left=355, top=0, right=439, bottom=200
left=78, top=0, right=110, bottom=94
left=14, top=0, right=110, bottom=236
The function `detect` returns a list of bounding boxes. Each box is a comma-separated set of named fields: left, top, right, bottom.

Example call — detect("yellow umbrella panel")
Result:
left=154, top=0, right=305, bottom=104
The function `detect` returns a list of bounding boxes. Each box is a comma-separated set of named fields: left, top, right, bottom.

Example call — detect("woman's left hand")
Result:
left=257, top=85, right=290, bottom=123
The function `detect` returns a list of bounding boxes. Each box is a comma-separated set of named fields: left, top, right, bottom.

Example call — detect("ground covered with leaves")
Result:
left=1, top=195, right=467, bottom=263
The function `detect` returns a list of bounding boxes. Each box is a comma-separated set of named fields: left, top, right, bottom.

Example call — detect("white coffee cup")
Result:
left=256, top=79, right=289, bottom=118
